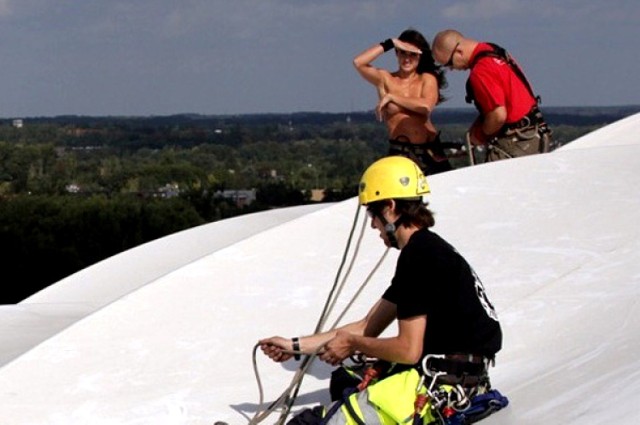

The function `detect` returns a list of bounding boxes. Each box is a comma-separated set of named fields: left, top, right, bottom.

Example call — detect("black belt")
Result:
left=502, top=106, right=545, bottom=132
left=389, top=140, right=430, bottom=156
left=421, top=354, right=490, bottom=388
left=445, top=353, right=487, bottom=364
left=426, top=356, right=487, bottom=377
left=421, top=352, right=489, bottom=375
left=437, top=374, right=485, bottom=387
left=389, top=135, right=452, bottom=158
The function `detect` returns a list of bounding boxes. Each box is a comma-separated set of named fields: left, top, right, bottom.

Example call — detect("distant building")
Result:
left=65, top=183, right=81, bottom=194
left=216, top=189, right=257, bottom=208
left=310, top=189, right=325, bottom=202
left=157, top=183, right=180, bottom=198
left=12, top=119, right=23, bottom=128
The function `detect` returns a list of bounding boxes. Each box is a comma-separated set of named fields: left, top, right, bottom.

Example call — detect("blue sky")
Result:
left=0, top=0, right=638, bottom=117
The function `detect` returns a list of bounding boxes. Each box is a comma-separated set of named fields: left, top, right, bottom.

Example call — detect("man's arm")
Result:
left=482, top=106, right=507, bottom=135
left=469, top=106, right=507, bottom=145
left=323, top=313, right=426, bottom=366
left=259, top=298, right=396, bottom=362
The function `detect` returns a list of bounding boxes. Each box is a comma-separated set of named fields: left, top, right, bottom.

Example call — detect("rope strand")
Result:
left=248, top=200, right=390, bottom=425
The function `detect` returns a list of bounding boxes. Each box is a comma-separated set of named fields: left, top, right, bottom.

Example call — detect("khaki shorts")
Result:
left=487, top=125, right=552, bottom=162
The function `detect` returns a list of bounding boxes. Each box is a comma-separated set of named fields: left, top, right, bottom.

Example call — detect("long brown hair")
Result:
left=398, top=28, right=448, bottom=104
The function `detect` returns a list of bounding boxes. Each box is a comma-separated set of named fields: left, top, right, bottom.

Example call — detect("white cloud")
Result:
left=0, top=0, right=12, bottom=17
left=0, top=0, right=639, bottom=116
left=442, top=0, right=520, bottom=20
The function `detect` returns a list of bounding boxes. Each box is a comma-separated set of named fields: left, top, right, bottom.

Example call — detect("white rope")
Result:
left=248, top=202, right=390, bottom=425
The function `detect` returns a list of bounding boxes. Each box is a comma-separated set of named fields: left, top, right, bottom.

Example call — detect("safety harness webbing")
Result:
left=465, top=43, right=540, bottom=107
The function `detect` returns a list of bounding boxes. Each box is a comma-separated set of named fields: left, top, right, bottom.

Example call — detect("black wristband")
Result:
left=292, top=337, right=301, bottom=360
left=380, top=38, right=394, bottom=52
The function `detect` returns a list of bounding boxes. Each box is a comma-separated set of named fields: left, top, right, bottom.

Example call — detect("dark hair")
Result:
left=368, top=198, right=435, bottom=229
left=394, top=198, right=435, bottom=228
left=398, top=28, right=448, bottom=104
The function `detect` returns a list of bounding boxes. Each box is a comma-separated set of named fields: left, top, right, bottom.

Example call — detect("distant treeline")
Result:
left=0, top=187, right=316, bottom=303
left=5, top=104, right=640, bottom=128
left=1, top=106, right=638, bottom=303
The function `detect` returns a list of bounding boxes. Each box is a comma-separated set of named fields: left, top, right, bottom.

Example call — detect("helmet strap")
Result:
left=381, top=217, right=400, bottom=249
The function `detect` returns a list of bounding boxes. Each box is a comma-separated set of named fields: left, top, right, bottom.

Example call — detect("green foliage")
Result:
left=0, top=194, right=204, bottom=302
left=255, top=182, right=307, bottom=206
left=0, top=106, right=637, bottom=302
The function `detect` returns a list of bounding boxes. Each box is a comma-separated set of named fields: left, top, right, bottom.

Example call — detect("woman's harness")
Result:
left=387, top=134, right=453, bottom=175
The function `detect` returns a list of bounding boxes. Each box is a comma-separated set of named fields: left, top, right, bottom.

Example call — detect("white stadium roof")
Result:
left=1, top=113, right=639, bottom=424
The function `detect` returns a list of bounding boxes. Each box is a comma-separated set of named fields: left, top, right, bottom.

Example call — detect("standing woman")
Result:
left=353, top=28, right=452, bottom=175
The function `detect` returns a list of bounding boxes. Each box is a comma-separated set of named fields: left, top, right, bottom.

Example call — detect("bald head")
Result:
left=432, top=29, right=463, bottom=62
left=433, top=29, right=477, bottom=70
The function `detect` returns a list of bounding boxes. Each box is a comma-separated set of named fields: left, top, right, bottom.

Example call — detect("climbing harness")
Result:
left=465, top=43, right=540, bottom=108
left=388, top=134, right=453, bottom=176
left=464, top=43, right=552, bottom=163
left=465, top=132, right=476, bottom=166
left=313, top=353, right=507, bottom=425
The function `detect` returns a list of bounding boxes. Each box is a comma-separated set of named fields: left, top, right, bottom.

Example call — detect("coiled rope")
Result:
left=248, top=200, right=390, bottom=425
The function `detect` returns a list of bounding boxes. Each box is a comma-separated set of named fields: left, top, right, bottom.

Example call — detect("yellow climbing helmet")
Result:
left=358, top=156, right=430, bottom=205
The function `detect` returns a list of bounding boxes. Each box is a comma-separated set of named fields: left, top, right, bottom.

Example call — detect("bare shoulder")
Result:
left=419, top=72, right=437, bottom=84
left=419, top=72, right=439, bottom=91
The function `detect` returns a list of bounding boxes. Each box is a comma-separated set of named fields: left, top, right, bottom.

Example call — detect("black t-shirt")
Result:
left=382, top=228, right=502, bottom=358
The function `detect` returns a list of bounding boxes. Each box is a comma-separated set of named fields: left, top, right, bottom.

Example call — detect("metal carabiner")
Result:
left=421, top=354, right=445, bottom=378
left=421, top=355, right=447, bottom=394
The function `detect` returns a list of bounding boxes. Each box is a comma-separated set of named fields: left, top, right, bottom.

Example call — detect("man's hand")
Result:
left=258, top=336, right=293, bottom=363
left=469, top=117, right=489, bottom=145
left=320, top=330, right=355, bottom=366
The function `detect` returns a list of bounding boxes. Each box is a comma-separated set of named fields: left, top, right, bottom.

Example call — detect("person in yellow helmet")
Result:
left=260, top=156, right=505, bottom=425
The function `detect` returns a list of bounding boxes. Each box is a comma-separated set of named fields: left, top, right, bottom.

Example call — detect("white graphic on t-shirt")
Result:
left=470, top=267, right=499, bottom=322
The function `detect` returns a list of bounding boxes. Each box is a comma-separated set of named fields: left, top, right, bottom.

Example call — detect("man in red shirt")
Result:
left=432, top=29, right=552, bottom=163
